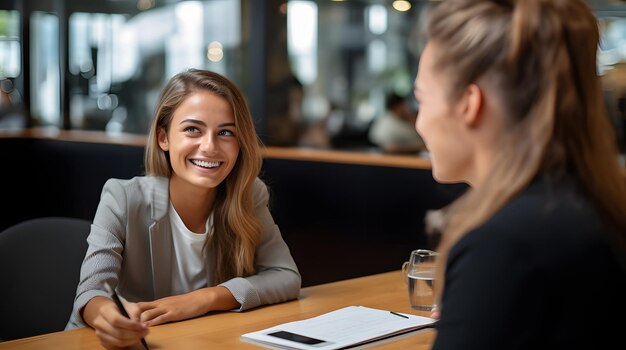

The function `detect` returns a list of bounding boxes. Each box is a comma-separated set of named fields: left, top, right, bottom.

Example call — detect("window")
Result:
left=30, top=11, right=60, bottom=127
left=272, top=0, right=427, bottom=151
left=0, top=9, right=23, bottom=130
left=67, top=0, right=242, bottom=134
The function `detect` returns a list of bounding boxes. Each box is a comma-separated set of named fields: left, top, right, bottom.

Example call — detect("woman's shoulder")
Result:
left=496, top=177, right=600, bottom=232
left=102, top=176, right=169, bottom=205
left=99, top=175, right=170, bottom=220
left=252, top=177, right=270, bottom=205
left=104, top=175, right=168, bottom=190
left=456, top=176, right=607, bottom=258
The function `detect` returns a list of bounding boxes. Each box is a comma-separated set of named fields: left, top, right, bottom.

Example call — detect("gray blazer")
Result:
left=66, top=176, right=301, bottom=329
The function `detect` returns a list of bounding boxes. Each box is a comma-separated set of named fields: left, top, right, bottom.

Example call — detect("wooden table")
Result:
left=0, top=271, right=436, bottom=350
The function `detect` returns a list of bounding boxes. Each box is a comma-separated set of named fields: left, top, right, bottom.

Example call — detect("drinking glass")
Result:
left=401, top=249, right=438, bottom=311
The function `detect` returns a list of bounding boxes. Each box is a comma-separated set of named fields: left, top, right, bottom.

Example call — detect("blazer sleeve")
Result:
left=219, top=178, right=301, bottom=311
left=65, top=179, right=129, bottom=329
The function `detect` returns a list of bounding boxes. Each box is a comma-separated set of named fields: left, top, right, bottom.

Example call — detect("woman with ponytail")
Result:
left=65, top=69, right=301, bottom=349
left=414, top=0, right=626, bottom=348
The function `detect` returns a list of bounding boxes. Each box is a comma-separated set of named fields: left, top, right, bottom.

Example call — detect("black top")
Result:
left=433, top=175, right=626, bottom=350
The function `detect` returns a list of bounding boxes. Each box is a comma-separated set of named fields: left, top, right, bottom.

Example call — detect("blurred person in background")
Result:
left=369, top=92, right=425, bottom=154
left=0, top=78, right=25, bottom=129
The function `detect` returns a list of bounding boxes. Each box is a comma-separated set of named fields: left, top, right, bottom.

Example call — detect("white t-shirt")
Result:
left=169, top=202, right=211, bottom=296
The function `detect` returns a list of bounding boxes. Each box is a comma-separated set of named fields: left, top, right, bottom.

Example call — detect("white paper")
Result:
left=240, top=306, right=436, bottom=350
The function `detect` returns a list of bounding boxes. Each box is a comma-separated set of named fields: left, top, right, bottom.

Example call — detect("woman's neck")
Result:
left=168, top=175, right=217, bottom=233
left=469, top=148, right=497, bottom=189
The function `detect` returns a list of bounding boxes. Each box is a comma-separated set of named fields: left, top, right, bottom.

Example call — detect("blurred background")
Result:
left=1, top=0, right=626, bottom=154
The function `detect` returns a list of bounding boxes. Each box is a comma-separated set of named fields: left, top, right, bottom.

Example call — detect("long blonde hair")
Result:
left=425, top=0, right=626, bottom=303
left=145, top=69, right=263, bottom=283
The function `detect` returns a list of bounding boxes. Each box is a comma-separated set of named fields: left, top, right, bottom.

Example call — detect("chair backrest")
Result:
left=0, top=217, right=91, bottom=341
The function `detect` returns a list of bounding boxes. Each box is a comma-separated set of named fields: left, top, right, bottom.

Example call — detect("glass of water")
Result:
left=401, top=249, right=438, bottom=311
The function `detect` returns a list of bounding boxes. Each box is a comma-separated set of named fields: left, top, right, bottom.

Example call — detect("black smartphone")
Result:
left=267, top=331, right=327, bottom=345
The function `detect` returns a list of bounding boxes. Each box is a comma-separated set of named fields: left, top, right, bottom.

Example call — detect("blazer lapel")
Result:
left=148, top=176, right=173, bottom=299
left=149, top=220, right=173, bottom=299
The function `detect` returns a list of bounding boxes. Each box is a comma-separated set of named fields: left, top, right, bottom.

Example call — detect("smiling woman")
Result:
left=65, top=69, right=301, bottom=350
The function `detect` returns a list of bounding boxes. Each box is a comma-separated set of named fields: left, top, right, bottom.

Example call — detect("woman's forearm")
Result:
left=196, top=286, right=239, bottom=311
left=82, top=296, right=116, bottom=328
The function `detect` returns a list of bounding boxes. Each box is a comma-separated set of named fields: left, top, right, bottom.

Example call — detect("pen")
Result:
left=389, top=311, right=409, bottom=319
left=108, top=285, right=150, bottom=350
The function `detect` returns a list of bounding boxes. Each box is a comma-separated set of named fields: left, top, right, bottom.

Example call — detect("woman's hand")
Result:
left=136, top=286, right=239, bottom=327
left=135, top=292, right=208, bottom=327
left=430, top=307, right=441, bottom=320
left=83, top=296, right=149, bottom=350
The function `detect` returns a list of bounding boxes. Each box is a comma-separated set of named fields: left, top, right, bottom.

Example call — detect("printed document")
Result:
left=240, top=305, right=436, bottom=350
